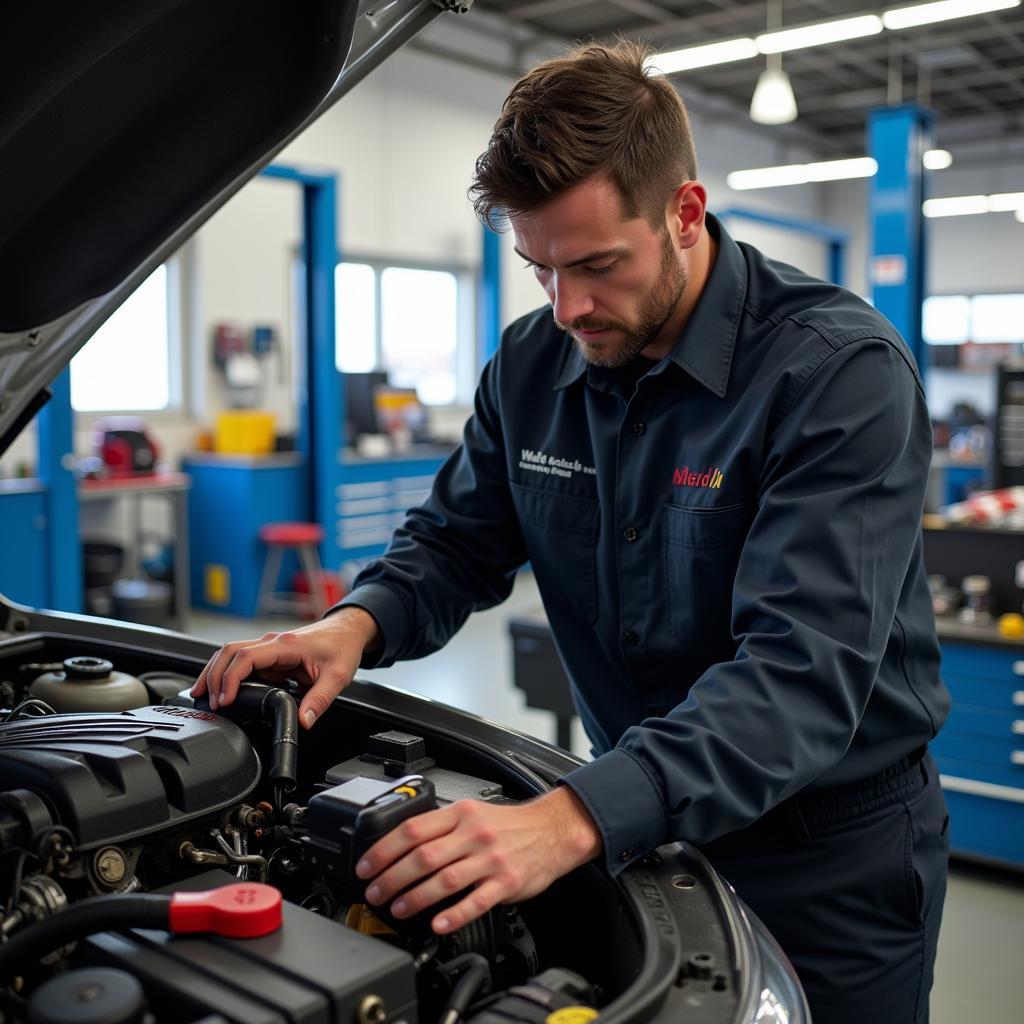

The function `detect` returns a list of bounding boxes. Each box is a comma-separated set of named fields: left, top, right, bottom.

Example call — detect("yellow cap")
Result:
left=546, top=1008, right=598, bottom=1024
left=344, top=903, right=395, bottom=936
left=997, top=613, right=1024, bottom=638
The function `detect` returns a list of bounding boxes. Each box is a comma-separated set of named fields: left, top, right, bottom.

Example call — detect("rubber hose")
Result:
left=196, top=683, right=298, bottom=793
left=0, top=894, right=168, bottom=982
left=440, top=953, right=492, bottom=1024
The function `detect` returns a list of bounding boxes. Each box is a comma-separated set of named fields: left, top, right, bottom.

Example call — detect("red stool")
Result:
left=256, top=522, right=331, bottom=619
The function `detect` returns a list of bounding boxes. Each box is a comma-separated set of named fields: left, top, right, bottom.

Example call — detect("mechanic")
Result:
left=194, top=41, right=950, bottom=1023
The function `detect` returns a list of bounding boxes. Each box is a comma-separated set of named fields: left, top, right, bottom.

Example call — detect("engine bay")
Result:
left=0, top=627, right=747, bottom=1024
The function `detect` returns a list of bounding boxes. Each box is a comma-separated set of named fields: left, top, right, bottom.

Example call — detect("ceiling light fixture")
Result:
left=987, top=191, right=1024, bottom=211
left=645, top=38, right=758, bottom=73
left=749, top=67, right=799, bottom=122
left=756, top=14, right=884, bottom=53
left=921, top=194, right=1024, bottom=217
left=648, top=1, right=1021, bottom=76
left=727, top=152, right=949, bottom=189
left=922, top=148, right=953, bottom=169
left=882, top=0, right=1019, bottom=31
left=750, top=1, right=799, bottom=124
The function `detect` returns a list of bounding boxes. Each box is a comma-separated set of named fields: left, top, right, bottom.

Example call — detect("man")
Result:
left=194, top=41, right=950, bottom=1023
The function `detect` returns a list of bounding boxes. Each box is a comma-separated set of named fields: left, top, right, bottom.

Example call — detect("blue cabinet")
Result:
left=334, top=455, right=447, bottom=563
left=934, top=638, right=1024, bottom=867
left=183, top=455, right=308, bottom=618
left=0, top=482, right=49, bottom=608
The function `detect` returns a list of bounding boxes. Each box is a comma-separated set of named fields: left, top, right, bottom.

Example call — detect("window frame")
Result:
left=335, top=253, right=477, bottom=406
left=70, top=247, right=192, bottom=420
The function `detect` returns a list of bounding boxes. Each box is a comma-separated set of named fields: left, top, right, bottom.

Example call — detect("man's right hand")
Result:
left=189, top=607, right=381, bottom=729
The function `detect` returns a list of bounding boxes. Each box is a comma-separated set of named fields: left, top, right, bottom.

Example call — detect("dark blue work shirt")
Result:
left=340, top=215, right=950, bottom=876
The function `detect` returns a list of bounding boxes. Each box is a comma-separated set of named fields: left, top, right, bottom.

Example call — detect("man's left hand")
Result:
left=357, top=786, right=603, bottom=934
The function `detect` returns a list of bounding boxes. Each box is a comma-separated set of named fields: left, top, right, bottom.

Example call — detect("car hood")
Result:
left=0, top=0, right=468, bottom=455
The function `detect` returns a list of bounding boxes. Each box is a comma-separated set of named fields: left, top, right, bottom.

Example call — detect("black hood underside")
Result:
left=0, top=0, right=359, bottom=333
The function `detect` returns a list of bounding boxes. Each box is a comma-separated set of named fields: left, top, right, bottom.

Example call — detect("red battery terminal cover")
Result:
left=169, top=883, right=283, bottom=938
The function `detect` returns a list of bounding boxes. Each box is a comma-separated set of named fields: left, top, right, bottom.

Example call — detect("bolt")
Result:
left=94, top=847, right=126, bottom=885
left=687, top=953, right=714, bottom=980
left=356, top=994, right=387, bottom=1024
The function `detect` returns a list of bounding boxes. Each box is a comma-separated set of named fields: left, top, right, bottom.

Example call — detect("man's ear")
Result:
left=668, top=181, right=707, bottom=250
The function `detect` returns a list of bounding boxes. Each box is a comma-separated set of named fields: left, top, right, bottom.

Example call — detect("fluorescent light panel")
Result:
left=988, top=191, right=1024, bottom=211
left=806, top=157, right=877, bottom=181
left=882, top=0, right=1019, bottom=31
left=727, top=164, right=810, bottom=190
left=650, top=1, right=1021, bottom=73
left=645, top=38, right=757, bottom=73
left=757, top=15, right=883, bottom=53
left=728, top=152, right=949, bottom=190
left=923, top=193, right=1024, bottom=217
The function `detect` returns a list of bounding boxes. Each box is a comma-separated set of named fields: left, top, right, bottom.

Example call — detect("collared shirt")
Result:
left=339, top=215, right=949, bottom=877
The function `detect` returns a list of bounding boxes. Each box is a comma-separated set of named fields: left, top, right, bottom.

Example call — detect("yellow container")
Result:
left=214, top=411, right=277, bottom=455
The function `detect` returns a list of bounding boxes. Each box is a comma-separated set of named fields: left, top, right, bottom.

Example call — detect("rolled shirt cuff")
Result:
left=329, top=583, right=410, bottom=668
left=559, top=747, right=668, bottom=877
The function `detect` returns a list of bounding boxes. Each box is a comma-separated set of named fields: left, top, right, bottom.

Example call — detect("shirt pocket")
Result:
left=663, top=502, right=748, bottom=652
left=509, top=480, right=600, bottom=624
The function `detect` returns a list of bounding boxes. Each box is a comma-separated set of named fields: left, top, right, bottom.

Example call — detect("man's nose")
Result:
left=550, top=275, right=595, bottom=325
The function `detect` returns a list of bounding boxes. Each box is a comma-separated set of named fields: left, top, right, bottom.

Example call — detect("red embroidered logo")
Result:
left=672, top=465, right=724, bottom=489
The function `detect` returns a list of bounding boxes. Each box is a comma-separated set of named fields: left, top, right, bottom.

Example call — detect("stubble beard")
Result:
left=556, top=230, right=688, bottom=369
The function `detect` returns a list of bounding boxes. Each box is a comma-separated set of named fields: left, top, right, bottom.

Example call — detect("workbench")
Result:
left=79, top=472, right=191, bottom=628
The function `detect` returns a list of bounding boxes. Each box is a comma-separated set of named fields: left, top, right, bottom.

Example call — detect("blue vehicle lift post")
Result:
left=867, top=105, right=933, bottom=374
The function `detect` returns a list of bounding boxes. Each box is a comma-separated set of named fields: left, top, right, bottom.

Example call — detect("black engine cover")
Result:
left=0, top=707, right=259, bottom=849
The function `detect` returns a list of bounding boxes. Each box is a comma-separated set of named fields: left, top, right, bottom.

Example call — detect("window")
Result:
left=923, top=295, right=969, bottom=345
left=971, top=294, right=1024, bottom=343
left=71, top=264, right=177, bottom=411
left=924, top=292, right=1024, bottom=346
left=335, top=260, right=473, bottom=405
left=335, top=263, right=376, bottom=373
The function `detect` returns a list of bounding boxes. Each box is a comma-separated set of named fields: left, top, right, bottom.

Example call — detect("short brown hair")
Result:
left=470, top=40, right=698, bottom=228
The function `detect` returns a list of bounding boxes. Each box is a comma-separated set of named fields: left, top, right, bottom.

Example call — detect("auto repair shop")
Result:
left=0, top=2, right=1022, bottom=1023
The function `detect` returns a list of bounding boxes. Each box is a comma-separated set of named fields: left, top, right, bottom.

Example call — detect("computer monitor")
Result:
left=344, top=371, right=389, bottom=444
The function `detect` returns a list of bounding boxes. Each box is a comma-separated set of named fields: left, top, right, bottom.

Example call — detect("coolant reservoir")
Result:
left=30, top=656, right=150, bottom=712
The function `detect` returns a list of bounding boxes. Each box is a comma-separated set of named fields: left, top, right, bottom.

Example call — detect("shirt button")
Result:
left=619, top=848, right=635, bottom=863
left=631, top=421, right=646, bottom=436
left=623, top=526, right=639, bottom=542
left=624, top=630, right=639, bottom=646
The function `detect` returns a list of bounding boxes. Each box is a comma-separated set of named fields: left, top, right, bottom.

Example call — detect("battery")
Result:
left=82, top=869, right=417, bottom=1024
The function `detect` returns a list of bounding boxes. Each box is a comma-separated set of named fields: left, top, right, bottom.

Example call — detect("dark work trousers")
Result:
left=701, top=748, right=949, bottom=1024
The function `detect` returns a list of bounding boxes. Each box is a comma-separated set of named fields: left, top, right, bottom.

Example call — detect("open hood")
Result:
left=0, top=0, right=471, bottom=454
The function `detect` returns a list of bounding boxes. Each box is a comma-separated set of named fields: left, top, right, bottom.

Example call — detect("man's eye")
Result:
left=586, top=263, right=616, bottom=276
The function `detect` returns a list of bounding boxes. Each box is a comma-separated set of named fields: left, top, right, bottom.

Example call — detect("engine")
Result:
left=0, top=658, right=598, bottom=1024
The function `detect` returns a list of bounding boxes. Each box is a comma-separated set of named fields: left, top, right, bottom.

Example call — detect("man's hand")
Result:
left=357, top=786, right=603, bottom=934
left=190, top=607, right=380, bottom=728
